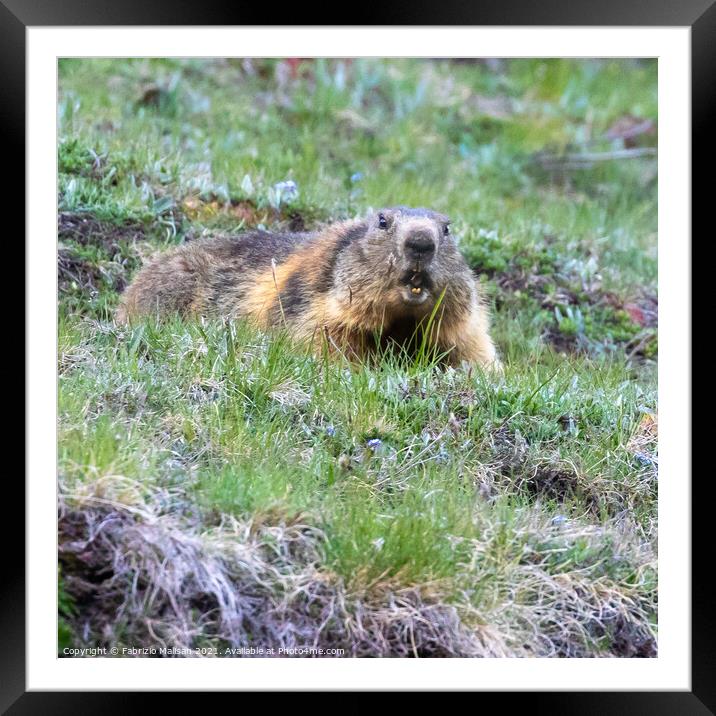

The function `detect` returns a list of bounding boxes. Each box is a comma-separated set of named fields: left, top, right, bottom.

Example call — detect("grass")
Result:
left=57, top=58, right=657, bottom=657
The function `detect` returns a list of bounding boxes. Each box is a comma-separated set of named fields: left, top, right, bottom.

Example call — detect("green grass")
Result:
left=57, top=58, right=658, bottom=657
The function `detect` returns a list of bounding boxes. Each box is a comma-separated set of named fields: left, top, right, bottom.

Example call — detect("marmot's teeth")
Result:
left=411, top=286, right=422, bottom=295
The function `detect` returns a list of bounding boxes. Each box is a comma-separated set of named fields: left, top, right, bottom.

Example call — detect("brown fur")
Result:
left=117, top=207, right=500, bottom=369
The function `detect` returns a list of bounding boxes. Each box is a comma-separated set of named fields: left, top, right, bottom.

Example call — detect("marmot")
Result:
left=117, top=206, right=500, bottom=369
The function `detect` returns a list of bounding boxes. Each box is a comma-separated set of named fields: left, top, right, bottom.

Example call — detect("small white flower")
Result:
left=269, top=180, right=299, bottom=209
left=240, top=174, right=254, bottom=196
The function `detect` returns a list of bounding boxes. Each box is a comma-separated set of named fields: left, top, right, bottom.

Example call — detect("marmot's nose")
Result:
left=404, top=232, right=436, bottom=260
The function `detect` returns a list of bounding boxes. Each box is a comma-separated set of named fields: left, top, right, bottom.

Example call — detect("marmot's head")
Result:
left=333, top=207, right=473, bottom=319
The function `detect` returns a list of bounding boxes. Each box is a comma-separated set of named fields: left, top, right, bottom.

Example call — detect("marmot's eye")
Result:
left=378, top=214, right=388, bottom=229
left=443, top=224, right=450, bottom=236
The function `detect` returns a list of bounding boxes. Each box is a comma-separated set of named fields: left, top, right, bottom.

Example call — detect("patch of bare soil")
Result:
left=522, top=465, right=600, bottom=513
left=59, top=212, right=145, bottom=248
left=489, top=425, right=602, bottom=511
left=607, top=614, right=658, bottom=657
left=58, top=213, right=145, bottom=297
left=57, top=247, right=132, bottom=298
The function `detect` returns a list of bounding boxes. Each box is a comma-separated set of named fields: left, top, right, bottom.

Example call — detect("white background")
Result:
left=27, top=27, right=691, bottom=690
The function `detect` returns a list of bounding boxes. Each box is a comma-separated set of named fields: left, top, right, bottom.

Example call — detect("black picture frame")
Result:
left=9, top=1, right=709, bottom=710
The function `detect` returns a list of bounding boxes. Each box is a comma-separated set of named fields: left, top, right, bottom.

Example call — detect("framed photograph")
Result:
left=11, top=0, right=708, bottom=708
